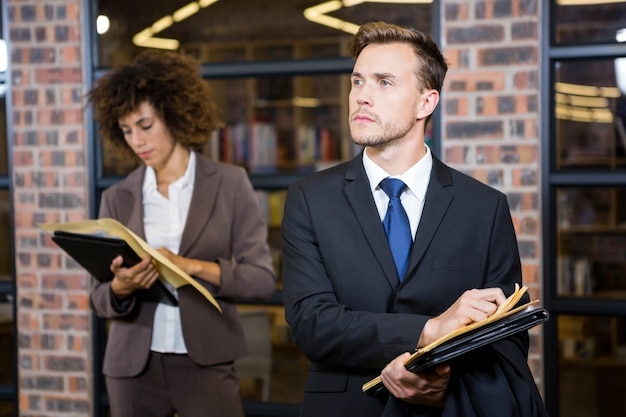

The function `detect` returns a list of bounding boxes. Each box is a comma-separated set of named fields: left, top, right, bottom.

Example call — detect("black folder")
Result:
left=51, top=230, right=178, bottom=306
left=363, top=306, right=549, bottom=396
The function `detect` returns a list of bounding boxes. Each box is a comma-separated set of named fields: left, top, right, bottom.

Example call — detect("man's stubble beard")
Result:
left=350, top=116, right=415, bottom=148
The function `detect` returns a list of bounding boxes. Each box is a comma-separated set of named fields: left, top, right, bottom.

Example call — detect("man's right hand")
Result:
left=418, top=287, right=507, bottom=347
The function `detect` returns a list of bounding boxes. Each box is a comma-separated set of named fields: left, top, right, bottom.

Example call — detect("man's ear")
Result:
left=417, top=89, right=440, bottom=120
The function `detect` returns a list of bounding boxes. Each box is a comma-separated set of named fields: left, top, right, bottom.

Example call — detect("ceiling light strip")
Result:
left=133, top=0, right=219, bottom=50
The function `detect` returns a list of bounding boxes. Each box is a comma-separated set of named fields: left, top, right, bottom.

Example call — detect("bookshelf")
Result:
left=93, top=36, right=357, bottom=407
left=556, top=187, right=626, bottom=299
left=177, top=38, right=356, bottom=291
left=183, top=38, right=353, bottom=176
left=546, top=9, right=626, bottom=414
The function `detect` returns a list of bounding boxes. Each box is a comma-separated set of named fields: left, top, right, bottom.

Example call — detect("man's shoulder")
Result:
left=294, top=159, right=353, bottom=190
left=435, top=159, right=505, bottom=197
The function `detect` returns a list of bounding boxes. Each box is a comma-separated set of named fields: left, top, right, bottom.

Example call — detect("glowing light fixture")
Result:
left=555, top=82, right=622, bottom=123
left=304, top=1, right=358, bottom=34
left=0, top=40, right=6, bottom=72
left=304, top=0, right=432, bottom=35
left=173, top=2, right=201, bottom=22
left=96, top=15, right=110, bottom=35
left=132, top=0, right=219, bottom=50
left=557, top=0, right=626, bottom=5
left=616, top=28, right=626, bottom=95
left=292, top=97, right=322, bottom=108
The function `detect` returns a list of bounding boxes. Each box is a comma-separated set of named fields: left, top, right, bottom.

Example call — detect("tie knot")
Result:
left=380, top=178, right=407, bottom=199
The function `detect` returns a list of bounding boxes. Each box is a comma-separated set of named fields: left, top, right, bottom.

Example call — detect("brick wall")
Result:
left=440, top=0, right=543, bottom=389
left=8, top=0, right=92, bottom=415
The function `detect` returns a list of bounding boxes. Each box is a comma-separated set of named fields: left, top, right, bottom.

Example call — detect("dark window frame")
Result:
left=0, top=0, right=17, bottom=414
left=85, top=1, right=440, bottom=415
left=541, top=2, right=626, bottom=416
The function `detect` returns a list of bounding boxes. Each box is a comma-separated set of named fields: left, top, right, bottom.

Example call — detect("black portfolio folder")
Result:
left=51, top=230, right=178, bottom=306
left=363, top=306, right=549, bottom=396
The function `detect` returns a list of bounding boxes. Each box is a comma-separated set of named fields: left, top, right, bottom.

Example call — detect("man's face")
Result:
left=349, top=42, right=424, bottom=147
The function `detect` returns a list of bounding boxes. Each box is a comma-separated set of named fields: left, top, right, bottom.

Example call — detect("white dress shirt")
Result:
left=143, top=151, right=196, bottom=353
left=362, top=145, right=433, bottom=239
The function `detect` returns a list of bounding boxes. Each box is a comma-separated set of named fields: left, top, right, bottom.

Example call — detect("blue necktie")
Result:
left=380, top=178, right=412, bottom=281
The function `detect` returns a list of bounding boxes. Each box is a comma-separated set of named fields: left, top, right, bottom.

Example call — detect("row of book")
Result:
left=557, top=256, right=592, bottom=297
left=204, top=122, right=278, bottom=170
left=255, top=190, right=287, bottom=228
left=203, top=122, right=338, bottom=170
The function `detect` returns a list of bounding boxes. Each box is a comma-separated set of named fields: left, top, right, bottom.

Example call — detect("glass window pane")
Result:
left=236, top=305, right=307, bottom=404
left=0, top=400, right=15, bottom=417
left=95, top=0, right=432, bottom=67
left=0, top=94, right=6, bottom=176
left=557, top=187, right=626, bottom=299
left=102, top=73, right=351, bottom=177
left=0, top=2, right=5, bottom=175
left=558, top=314, right=626, bottom=417
left=554, top=58, right=626, bottom=170
left=553, top=1, right=626, bottom=46
left=0, top=297, right=15, bottom=385
left=0, top=190, right=10, bottom=282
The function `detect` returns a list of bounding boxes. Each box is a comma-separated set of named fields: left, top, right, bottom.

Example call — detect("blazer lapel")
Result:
left=405, top=157, right=454, bottom=278
left=115, top=167, right=147, bottom=240
left=178, top=155, right=219, bottom=256
left=343, top=155, right=400, bottom=289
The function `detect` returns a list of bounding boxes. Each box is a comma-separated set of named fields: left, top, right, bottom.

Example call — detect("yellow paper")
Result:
left=362, top=285, right=537, bottom=392
left=39, top=218, right=222, bottom=313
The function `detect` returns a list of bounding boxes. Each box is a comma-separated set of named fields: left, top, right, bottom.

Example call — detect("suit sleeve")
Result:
left=89, top=187, right=138, bottom=319
left=212, top=167, right=276, bottom=300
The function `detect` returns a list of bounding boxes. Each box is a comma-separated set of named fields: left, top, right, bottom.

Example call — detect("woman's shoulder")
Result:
left=102, top=166, right=146, bottom=197
left=195, top=152, right=247, bottom=179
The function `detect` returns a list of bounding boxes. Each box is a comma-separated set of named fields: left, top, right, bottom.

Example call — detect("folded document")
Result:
left=362, top=285, right=549, bottom=395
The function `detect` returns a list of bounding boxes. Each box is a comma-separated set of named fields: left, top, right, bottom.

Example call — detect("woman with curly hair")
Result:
left=87, top=50, right=276, bottom=417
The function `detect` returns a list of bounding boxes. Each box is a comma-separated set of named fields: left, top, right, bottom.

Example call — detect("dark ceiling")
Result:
left=95, top=0, right=432, bottom=66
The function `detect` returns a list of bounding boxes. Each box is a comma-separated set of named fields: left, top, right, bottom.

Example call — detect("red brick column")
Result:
left=8, top=0, right=92, bottom=414
left=440, top=0, right=543, bottom=391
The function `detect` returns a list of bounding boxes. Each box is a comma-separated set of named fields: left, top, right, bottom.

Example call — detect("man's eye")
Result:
left=352, top=79, right=362, bottom=86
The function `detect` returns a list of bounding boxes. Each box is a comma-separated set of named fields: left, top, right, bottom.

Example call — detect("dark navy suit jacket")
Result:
left=281, top=152, right=548, bottom=417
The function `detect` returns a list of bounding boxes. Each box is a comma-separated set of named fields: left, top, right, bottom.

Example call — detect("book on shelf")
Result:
left=296, top=126, right=337, bottom=165
left=362, top=284, right=549, bottom=395
left=39, top=218, right=222, bottom=313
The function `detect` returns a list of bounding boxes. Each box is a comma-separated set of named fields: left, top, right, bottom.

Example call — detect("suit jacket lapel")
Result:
left=343, top=155, right=400, bottom=289
left=179, top=155, right=219, bottom=256
left=405, top=156, right=454, bottom=279
left=115, top=167, right=148, bottom=240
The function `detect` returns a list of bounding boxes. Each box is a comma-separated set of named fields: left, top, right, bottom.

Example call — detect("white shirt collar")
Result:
left=143, top=151, right=196, bottom=193
left=362, top=145, right=433, bottom=202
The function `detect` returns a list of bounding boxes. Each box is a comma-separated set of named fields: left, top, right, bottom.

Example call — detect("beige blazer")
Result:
left=90, top=153, right=276, bottom=377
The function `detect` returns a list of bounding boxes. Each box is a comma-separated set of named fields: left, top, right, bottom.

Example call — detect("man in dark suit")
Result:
left=281, top=21, right=548, bottom=417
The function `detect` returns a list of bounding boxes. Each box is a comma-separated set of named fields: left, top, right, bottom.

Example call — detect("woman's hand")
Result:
left=156, top=247, right=221, bottom=287
left=109, top=255, right=159, bottom=299
left=380, top=352, right=450, bottom=406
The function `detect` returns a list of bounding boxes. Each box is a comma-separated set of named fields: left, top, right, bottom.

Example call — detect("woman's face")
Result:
left=118, top=101, right=176, bottom=171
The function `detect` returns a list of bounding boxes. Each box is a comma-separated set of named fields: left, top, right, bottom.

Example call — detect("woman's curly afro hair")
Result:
left=87, top=49, right=223, bottom=153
